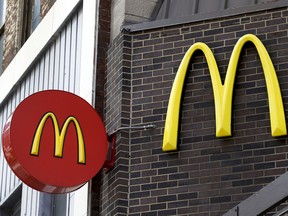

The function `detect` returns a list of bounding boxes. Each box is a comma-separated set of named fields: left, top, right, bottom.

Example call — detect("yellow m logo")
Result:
left=163, top=34, right=287, bottom=151
left=31, top=112, right=86, bottom=164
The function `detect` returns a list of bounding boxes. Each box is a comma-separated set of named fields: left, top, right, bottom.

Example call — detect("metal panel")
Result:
left=151, top=0, right=286, bottom=29
left=224, top=172, right=288, bottom=216
left=227, top=0, right=253, bottom=8
left=169, top=0, right=195, bottom=17
left=155, top=0, right=281, bottom=20
left=0, top=5, right=83, bottom=215
left=197, top=0, right=223, bottom=13
left=75, top=6, right=83, bottom=95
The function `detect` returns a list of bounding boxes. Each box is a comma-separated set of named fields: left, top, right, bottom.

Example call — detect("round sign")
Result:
left=2, top=90, right=107, bottom=193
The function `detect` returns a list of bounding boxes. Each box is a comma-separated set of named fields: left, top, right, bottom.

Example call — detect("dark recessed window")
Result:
left=0, top=185, right=22, bottom=216
left=21, top=0, right=40, bottom=46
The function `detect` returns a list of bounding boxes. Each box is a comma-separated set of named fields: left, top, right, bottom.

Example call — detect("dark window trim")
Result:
left=0, top=23, right=4, bottom=35
left=0, top=23, right=4, bottom=75
left=123, top=0, right=288, bottom=32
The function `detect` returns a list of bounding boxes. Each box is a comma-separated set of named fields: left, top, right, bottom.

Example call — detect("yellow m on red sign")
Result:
left=30, top=112, right=86, bottom=164
left=163, top=34, right=287, bottom=151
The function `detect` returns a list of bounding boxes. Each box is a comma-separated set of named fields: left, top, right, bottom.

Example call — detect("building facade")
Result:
left=103, top=0, right=288, bottom=215
left=0, top=0, right=109, bottom=215
left=2, top=0, right=288, bottom=216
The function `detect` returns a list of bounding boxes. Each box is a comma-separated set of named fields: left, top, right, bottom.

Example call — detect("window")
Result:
left=10, top=201, right=21, bottom=216
left=0, top=0, right=5, bottom=27
left=21, top=0, right=40, bottom=46
left=52, top=194, right=67, bottom=215
left=0, top=0, right=6, bottom=75
left=38, top=193, right=67, bottom=216
left=32, top=0, right=40, bottom=31
left=0, top=185, right=22, bottom=216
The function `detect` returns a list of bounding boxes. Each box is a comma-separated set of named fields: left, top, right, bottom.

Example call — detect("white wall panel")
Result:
left=75, top=7, right=83, bottom=95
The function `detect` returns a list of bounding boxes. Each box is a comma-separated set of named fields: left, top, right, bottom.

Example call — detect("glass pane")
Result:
left=0, top=34, right=3, bottom=75
left=53, top=194, right=67, bottom=216
left=32, top=0, right=40, bottom=30
left=0, top=0, right=6, bottom=27
left=11, top=200, right=21, bottom=216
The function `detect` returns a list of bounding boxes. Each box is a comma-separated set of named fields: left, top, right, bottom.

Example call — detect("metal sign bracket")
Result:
left=103, top=124, right=156, bottom=172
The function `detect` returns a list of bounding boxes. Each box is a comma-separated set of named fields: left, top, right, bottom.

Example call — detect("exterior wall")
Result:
left=89, top=0, right=111, bottom=214
left=0, top=0, right=102, bottom=214
left=0, top=0, right=110, bottom=215
left=110, top=0, right=162, bottom=41
left=3, top=0, right=24, bottom=71
left=101, top=31, right=131, bottom=215
left=0, top=5, right=83, bottom=215
left=41, top=0, right=56, bottom=19
left=104, top=5, right=288, bottom=216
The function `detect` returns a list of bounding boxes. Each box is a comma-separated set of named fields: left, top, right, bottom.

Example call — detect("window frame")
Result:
left=0, top=0, right=6, bottom=75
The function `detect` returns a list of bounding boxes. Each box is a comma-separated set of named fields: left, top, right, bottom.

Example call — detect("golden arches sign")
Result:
left=163, top=34, right=287, bottom=152
left=30, top=112, right=86, bottom=164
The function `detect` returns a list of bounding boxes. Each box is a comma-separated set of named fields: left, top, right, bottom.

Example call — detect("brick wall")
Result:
left=104, top=6, right=288, bottom=216
left=101, top=31, right=132, bottom=215
left=89, top=0, right=112, bottom=214
left=41, top=0, right=55, bottom=19
left=3, top=0, right=22, bottom=71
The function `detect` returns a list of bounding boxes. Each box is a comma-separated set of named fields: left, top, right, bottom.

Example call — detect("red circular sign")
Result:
left=2, top=90, right=107, bottom=193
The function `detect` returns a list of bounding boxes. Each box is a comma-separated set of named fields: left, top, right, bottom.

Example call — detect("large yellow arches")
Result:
left=163, top=34, right=287, bottom=151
